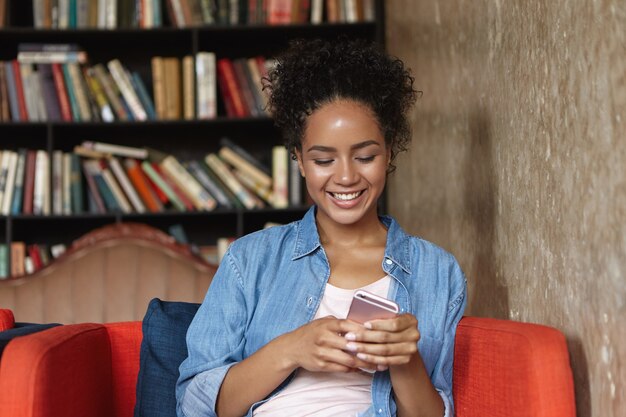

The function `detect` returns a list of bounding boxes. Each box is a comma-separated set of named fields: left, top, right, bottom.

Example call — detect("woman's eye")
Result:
left=314, top=159, right=333, bottom=166
left=356, top=156, right=376, bottom=163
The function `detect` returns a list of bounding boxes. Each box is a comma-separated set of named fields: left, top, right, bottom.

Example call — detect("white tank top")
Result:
left=253, top=275, right=392, bottom=417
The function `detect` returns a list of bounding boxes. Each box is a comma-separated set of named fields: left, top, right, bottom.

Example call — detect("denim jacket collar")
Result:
left=292, top=206, right=413, bottom=275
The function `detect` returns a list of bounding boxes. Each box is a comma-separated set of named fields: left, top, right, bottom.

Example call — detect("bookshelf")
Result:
left=0, top=0, right=386, bottom=277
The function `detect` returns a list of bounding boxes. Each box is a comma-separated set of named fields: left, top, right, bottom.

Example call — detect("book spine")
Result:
left=51, top=63, right=73, bottom=121
left=22, top=150, right=37, bottom=214
left=51, top=150, right=64, bottom=214
left=107, top=59, right=147, bottom=121
left=10, top=242, right=26, bottom=277
left=141, top=160, right=186, bottom=211
left=61, top=63, right=81, bottom=120
left=1, top=152, right=17, bottom=215
left=67, top=62, right=93, bottom=121
left=80, top=159, right=107, bottom=213
left=108, top=156, right=146, bottom=213
left=195, top=51, right=216, bottom=119
left=69, top=153, right=84, bottom=214
left=17, top=51, right=88, bottom=64
left=33, top=149, right=50, bottom=215
left=84, top=67, right=115, bottom=122
left=11, top=60, right=29, bottom=121
left=92, top=63, right=128, bottom=120
left=182, top=55, right=195, bottom=120
left=124, top=158, right=162, bottom=212
left=217, top=58, right=247, bottom=118
left=62, top=152, right=72, bottom=214
left=186, top=160, right=232, bottom=208
left=161, top=155, right=217, bottom=211
left=151, top=56, right=167, bottom=119
left=82, top=140, right=148, bottom=159
left=218, top=146, right=272, bottom=188
left=153, top=163, right=195, bottom=210
left=99, top=159, right=133, bottom=213
left=11, top=149, right=27, bottom=215
left=130, top=71, right=156, bottom=120
left=163, top=57, right=181, bottom=119
left=0, top=64, right=9, bottom=122
left=4, top=62, right=21, bottom=121
left=205, top=153, right=256, bottom=209
left=232, top=58, right=260, bottom=116
left=38, top=64, right=63, bottom=122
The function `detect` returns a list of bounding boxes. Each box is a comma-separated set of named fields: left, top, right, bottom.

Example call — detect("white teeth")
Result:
left=332, top=191, right=362, bottom=201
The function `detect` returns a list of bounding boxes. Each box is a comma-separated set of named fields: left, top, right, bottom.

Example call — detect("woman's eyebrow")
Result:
left=306, top=140, right=381, bottom=153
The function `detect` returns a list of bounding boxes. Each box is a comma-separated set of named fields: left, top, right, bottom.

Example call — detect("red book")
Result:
left=27, top=244, right=43, bottom=271
left=11, top=60, right=28, bottom=121
left=51, top=63, right=73, bottom=121
left=124, top=158, right=163, bottom=213
left=267, top=0, right=292, bottom=24
left=142, top=164, right=169, bottom=204
left=153, top=163, right=194, bottom=211
left=217, top=58, right=248, bottom=118
left=22, top=150, right=37, bottom=214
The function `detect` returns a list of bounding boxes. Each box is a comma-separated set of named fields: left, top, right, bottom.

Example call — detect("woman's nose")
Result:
left=335, top=160, right=359, bottom=185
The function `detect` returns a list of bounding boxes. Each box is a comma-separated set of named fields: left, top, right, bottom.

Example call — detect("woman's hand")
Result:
left=281, top=316, right=378, bottom=373
left=343, top=314, right=421, bottom=368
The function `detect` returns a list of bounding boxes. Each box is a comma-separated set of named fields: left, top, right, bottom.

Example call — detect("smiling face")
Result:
left=296, top=99, right=390, bottom=229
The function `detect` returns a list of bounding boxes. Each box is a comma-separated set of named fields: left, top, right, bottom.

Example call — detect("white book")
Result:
left=31, top=70, right=48, bottom=122
left=218, top=147, right=272, bottom=189
left=24, top=256, right=34, bottom=275
left=17, top=51, right=88, bottom=64
left=205, top=154, right=256, bottom=209
left=58, top=0, right=70, bottom=28
left=108, top=156, right=146, bottom=213
left=33, top=150, right=50, bottom=215
left=143, top=0, right=154, bottom=28
left=196, top=52, right=217, bottom=119
left=107, top=59, right=148, bottom=121
left=82, top=141, right=148, bottom=159
left=2, top=152, right=18, bottom=215
left=51, top=243, right=67, bottom=258
left=52, top=150, right=63, bottom=215
left=107, top=0, right=118, bottom=29
left=100, top=161, right=132, bottom=213
left=345, top=0, right=358, bottom=22
left=33, top=0, right=45, bottom=28
left=289, top=157, right=302, bottom=207
left=169, top=0, right=186, bottom=27
left=19, top=64, right=38, bottom=122
left=272, top=146, right=289, bottom=208
left=161, top=156, right=216, bottom=211
left=311, top=0, right=323, bottom=24
left=62, top=153, right=72, bottom=215
left=97, top=0, right=108, bottom=28
left=0, top=151, right=7, bottom=209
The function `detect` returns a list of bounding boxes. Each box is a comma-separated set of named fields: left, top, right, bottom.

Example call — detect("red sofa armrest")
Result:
left=0, top=323, right=115, bottom=417
left=0, top=309, right=15, bottom=331
left=454, top=316, right=576, bottom=417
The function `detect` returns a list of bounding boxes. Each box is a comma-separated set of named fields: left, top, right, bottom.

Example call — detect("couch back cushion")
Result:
left=134, top=298, right=200, bottom=417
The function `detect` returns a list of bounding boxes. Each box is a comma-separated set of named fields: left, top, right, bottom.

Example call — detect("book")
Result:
left=218, top=145, right=272, bottom=189
left=83, top=159, right=119, bottom=212
left=69, top=152, right=83, bottom=214
left=108, top=156, right=146, bottom=213
left=0, top=64, right=9, bottom=122
left=153, top=163, right=195, bottom=211
left=11, top=60, right=29, bottom=121
left=62, top=152, right=72, bottom=214
left=195, top=51, right=217, bottom=119
left=232, top=58, right=259, bottom=116
left=186, top=160, right=233, bottom=208
left=217, top=58, right=247, bottom=118
left=151, top=56, right=167, bottom=119
left=67, top=62, right=93, bottom=121
left=99, top=159, right=132, bottom=213
left=81, top=159, right=106, bottom=213
left=205, top=153, right=256, bottom=209
left=0, top=244, right=8, bottom=279
left=38, top=64, right=62, bottom=121
left=22, top=150, right=37, bottom=214
left=0, top=151, right=17, bottom=215
left=220, top=137, right=271, bottom=175
left=232, top=168, right=272, bottom=205
left=130, top=71, right=156, bottom=120
left=50, top=243, right=67, bottom=258
left=11, top=149, right=27, bottom=215
left=107, top=59, right=147, bottom=121
left=61, top=63, right=80, bottom=120
left=10, top=241, right=26, bottom=277
left=272, top=145, right=289, bottom=208
left=51, top=63, right=73, bottom=121
left=0, top=151, right=9, bottom=209
left=160, top=155, right=217, bottom=211
left=27, top=244, right=43, bottom=272
left=163, top=57, right=182, bottom=120
left=84, top=66, right=115, bottom=122
left=81, top=141, right=148, bottom=159
left=51, top=150, right=64, bottom=214
left=197, top=159, right=244, bottom=208
left=33, top=149, right=50, bottom=215
left=92, top=63, right=129, bottom=121
left=123, top=158, right=163, bottom=213
left=182, top=55, right=195, bottom=120
left=4, top=62, right=22, bottom=121
left=141, top=160, right=186, bottom=211
left=289, top=156, right=303, bottom=206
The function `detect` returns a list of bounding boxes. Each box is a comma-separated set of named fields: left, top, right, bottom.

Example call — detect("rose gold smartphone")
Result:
left=347, top=289, right=399, bottom=324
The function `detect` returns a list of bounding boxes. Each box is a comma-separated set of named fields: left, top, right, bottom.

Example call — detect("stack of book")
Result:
left=0, top=139, right=303, bottom=217
left=32, top=0, right=163, bottom=29
left=0, top=241, right=67, bottom=279
left=165, top=0, right=376, bottom=27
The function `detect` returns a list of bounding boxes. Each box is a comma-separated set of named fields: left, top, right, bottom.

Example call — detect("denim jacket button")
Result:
left=384, top=259, right=392, bottom=265
left=378, top=409, right=383, bottom=413
left=306, top=297, right=313, bottom=306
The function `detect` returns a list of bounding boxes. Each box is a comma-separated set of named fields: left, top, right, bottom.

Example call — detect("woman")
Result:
left=176, top=38, right=467, bottom=417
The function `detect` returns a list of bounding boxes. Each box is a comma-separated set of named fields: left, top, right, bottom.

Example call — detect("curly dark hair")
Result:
left=263, top=37, right=417, bottom=172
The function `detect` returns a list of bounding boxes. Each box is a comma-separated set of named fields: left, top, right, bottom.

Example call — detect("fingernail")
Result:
left=364, top=322, right=372, bottom=329
left=345, top=332, right=356, bottom=341
left=356, top=353, right=367, bottom=360
left=345, top=342, right=357, bottom=352
left=377, top=365, right=388, bottom=371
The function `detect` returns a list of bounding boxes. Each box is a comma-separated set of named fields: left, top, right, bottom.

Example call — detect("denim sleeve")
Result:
left=431, top=260, right=467, bottom=417
left=176, top=248, right=248, bottom=417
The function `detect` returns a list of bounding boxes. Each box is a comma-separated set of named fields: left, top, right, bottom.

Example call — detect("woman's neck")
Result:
left=316, top=212, right=388, bottom=248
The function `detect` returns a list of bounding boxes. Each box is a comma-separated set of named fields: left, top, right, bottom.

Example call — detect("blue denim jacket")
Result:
left=176, top=206, right=467, bottom=417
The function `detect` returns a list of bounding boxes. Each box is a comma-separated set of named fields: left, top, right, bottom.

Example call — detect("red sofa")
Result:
left=0, top=310, right=575, bottom=417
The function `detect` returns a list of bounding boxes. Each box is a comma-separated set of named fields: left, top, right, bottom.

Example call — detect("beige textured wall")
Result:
left=385, top=1, right=625, bottom=416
